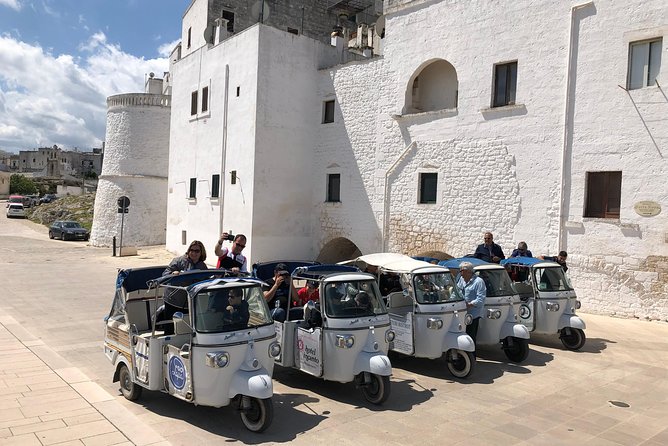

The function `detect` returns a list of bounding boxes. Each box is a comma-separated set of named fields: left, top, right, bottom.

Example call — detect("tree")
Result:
left=9, top=174, right=38, bottom=195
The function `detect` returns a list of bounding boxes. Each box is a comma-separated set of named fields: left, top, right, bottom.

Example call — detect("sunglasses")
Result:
left=235, top=242, right=246, bottom=249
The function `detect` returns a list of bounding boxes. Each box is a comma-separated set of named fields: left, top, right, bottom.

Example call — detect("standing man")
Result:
left=457, top=261, right=487, bottom=346
left=473, top=231, right=505, bottom=263
left=214, top=233, right=248, bottom=273
left=540, top=251, right=568, bottom=272
left=511, top=241, right=533, bottom=258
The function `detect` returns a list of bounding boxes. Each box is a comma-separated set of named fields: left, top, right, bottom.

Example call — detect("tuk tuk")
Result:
left=257, top=262, right=393, bottom=404
left=500, top=257, right=586, bottom=350
left=345, top=253, right=476, bottom=379
left=440, top=258, right=530, bottom=362
left=103, top=267, right=279, bottom=432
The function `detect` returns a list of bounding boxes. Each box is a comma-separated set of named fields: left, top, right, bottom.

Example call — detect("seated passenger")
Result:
left=223, top=288, right=250, bottom=327
left=354, top=291, right=372, bottom=311
left=296, top=280, right=320, bottom=306
left=510, top=241, right=533, bottom=258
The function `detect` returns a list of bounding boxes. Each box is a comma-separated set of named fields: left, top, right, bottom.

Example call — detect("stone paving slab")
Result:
left=0, top=315, right=169, bottom=446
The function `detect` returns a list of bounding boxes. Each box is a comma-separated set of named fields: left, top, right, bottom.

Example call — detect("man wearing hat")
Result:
left=263, top=263, right=291, bottom=322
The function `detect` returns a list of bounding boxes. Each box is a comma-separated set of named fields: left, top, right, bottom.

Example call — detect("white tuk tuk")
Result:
left=501, top=257, right=586, bottom=350
left=103, top=267, right=280, bottom=432
left=257, top=263, right=393, bottom=404
left=440, top=257, right=531, bottom=362
left=344, top=253, right=476, bottom=379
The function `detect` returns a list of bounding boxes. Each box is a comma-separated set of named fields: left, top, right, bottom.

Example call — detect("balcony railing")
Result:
left=107, top=93, right=171, bottom=108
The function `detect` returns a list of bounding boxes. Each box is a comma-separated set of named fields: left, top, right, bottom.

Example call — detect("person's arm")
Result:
left=163, top=257, right=181, bottom=276
left=263, top=277, right=283, bottom=302
left=214, top=242, right=227, bottom=258
left=240, top=256, right=248, bottom=273
left=468, top=278, right=487, bottom=308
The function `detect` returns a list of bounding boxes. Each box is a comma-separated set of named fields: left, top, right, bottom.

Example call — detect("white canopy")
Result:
left=341, top=253, right=449, bottom=275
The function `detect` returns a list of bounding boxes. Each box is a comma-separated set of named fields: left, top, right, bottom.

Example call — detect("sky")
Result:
left=0, top=0, right=190, bottom=153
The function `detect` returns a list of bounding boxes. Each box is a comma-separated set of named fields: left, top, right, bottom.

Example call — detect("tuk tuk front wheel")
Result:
left=239, top=397, right=273, bottom=432
left=560, top=328, right=586, bottom=351
left=445, top=349, right=475, bottom=379
left=503, top=337, right=529, bottom=363
left=118, top=364, right=142, bottom=401
left=360, top=373, right=391, bottom=405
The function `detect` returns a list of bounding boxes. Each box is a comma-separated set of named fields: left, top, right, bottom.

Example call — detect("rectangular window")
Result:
left=189, top=177, right=197, bottom=199
left=201, top=86, right=209, bottom=112
left=187, top=27, right=192, bottom=48
left=191, top=91, right=198, bottom=116
left=326, top=174, right=340, bottom=202
left=493, top=61, right=518, bottom=107
left=628, top=38, right=662, bottom=90
left=222, top=11, right=235, bottom=32
left=287, top=27, right=299, bottom=35
left=211, top=174, right=220, bottom=198
left=584, top=171, right=622, bottom=218
left=419, top=172, right=437, bottom=204
left=322, top=100, right=335, bottom=124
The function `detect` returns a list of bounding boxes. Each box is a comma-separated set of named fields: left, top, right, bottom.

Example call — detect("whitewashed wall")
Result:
left=91, top=97, right=170, bottom=247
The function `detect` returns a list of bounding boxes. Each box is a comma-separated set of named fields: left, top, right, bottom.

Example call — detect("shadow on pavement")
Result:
left=273, top=367, right=433, bottom=412
left=132, top=389, right=326, bottom=444
left=528, top=333, right=612, bottom=354
left=475, top=343, right=554, bottom=368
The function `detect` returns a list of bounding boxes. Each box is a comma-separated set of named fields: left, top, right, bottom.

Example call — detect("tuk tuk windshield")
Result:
left=413, top=272, right=463, bottom=303
left=534, top=267, right=573, bottom=292
left=323, top=279, right=387, bottom=318
left=193, top=285, right=273, bottom=333
left=476, top=269, right=516, bottom=297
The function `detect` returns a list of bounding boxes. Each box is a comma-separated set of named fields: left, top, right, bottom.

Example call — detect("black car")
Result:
left=40, top=194, right=58, bottom=204
left=49, top=221, right=90, bottom=241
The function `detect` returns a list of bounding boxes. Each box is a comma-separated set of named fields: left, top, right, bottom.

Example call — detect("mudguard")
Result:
left=228, top=369, right=273, bottom=399
left=353, top=352, right=392, bottom=376
left=500, top=322, right=530, bottom=340
left=558, top=314, right=586, bottom=330
left=444, top=331, right=475, bottom=352
left=112, top=356, right=131, bottom=383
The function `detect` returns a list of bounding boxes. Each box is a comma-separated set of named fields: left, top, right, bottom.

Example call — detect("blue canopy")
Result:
left=412, top=256, right=440, bottom=264
left=438, top=257, right=488, bottom=269
left=292, top=264, right=360, bottom=280
left=500, top=257, right=546, bottom=267
left=251, top=260, right=320, bottom=281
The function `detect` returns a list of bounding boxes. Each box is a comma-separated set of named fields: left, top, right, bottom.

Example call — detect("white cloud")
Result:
left=158, top=38, right=180, bottom=57
left=0, top=33, right=168, bottom=152
left=0, top=0, right=21, bottom=11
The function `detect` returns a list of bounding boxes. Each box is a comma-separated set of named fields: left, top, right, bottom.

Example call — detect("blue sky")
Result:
left=0, top=0, right=189, bottom=153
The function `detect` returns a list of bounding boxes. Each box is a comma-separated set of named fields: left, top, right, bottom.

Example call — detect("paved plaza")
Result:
left=1, top=212, right=668, bottom=445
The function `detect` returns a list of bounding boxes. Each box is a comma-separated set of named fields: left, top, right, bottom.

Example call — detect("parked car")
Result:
left=49, top=221, right=90, bottom=241
left=6, top=195, right=25, bottom=208
left=27, top=194, right=40, bottom=206
left=6, top=203, right=26, bottom=218
left=40, top=194, right=58, bottom=204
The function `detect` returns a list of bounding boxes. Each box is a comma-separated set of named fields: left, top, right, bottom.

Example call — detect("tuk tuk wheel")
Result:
left=560, top=328, right=586, bottom=351
left=361, top=374, right=391, bottom=405
left=240, top=397, right=273, bottom=432
left=445, top=349, right=475, bottom=379
left=503, top=337, right=529, bottom=363
left=119, top=364, right=142, bottom=401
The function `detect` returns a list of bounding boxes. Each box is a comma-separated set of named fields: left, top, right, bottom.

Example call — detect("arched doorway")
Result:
left=316, top=237, right=362, bottom=263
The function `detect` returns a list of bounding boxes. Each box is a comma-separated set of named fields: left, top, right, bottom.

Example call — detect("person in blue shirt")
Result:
left=473, top=232, right=505, bottom=263
left=457, top=261, right=487, bottom=346
left=510, top=241, right=533, bottom=258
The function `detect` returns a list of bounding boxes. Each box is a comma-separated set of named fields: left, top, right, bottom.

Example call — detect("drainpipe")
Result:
left=382, top=141, right=417, bottom=251
left=219, top=64, right=230, bottom=236
left=558, top=2, right=593, bottom=251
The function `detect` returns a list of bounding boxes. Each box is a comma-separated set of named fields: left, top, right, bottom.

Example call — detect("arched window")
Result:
left=404, top=59, right=458, bottom=114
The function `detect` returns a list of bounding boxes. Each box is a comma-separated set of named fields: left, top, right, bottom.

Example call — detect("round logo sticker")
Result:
left=168, top=356, right=187, bottom=390
left=297, top=339, right=304, bottom=351
left=519, top=304, right=531, bottom=320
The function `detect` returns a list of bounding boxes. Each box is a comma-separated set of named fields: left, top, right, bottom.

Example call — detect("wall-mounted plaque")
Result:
left=633, top=201, right=661, bottom=217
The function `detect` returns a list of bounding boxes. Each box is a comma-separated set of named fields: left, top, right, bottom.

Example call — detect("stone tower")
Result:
left=90, top=74, right=171, bottom=247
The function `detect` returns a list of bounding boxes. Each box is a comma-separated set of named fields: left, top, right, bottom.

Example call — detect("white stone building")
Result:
left=163, top=0, right=667, bottom=319
left=90, top=76, right=171, bottom=247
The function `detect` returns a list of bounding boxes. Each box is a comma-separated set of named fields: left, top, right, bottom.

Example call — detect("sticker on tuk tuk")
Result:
left=297, top=328, right=322, bottom=376
left=389, top=313, right=414, bottom=355
left=520, top=304, right=531, bottom=320
left=168, top=355, right=187, bottom=390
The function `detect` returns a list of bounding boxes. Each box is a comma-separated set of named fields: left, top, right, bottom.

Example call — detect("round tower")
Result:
left=90, top=91, right=171, bottom=247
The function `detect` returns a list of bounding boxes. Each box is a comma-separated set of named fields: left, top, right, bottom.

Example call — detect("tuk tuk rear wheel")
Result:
left=446, top=349, right=475, bottom=379
left=560, top=328, right=586, bottom=351
left=361, top=374, right=391, bottom=405
left=119, top=364, right=142, bottom=401
left=240, top=397, right=273, bottom=432
left=503, top=337, right=529, bottom=363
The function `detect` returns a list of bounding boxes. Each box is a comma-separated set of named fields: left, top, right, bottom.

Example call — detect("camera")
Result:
left=224, top=232, right=235, bottom=241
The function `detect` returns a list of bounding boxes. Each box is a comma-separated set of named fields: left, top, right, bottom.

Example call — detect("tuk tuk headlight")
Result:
left=546, top=302, right=560, bottom=312
left=427, top=318, right=444, bottom=329
left=205, top=351, right=230, bottom=368
left=464, top=314, right=473, bottom=326
left=486, top=309, right=502, bottom=319
left=385, top=330, right=395, bottom=342
left=335, top=334, right=355, bottom=349
left=269, top=342, right=281, bottom=358
left=575, top=300, right=581, bottom=309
